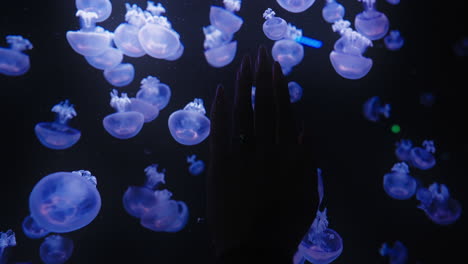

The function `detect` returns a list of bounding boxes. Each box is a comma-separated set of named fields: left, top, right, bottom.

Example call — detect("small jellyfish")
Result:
left=29, top=170, right=101, bottom=233
left=126, top=98, right=159, bottom=123
left=251, top=85, right=256, bottom=110
left=385, top=0, right=400, bottom=5
left=186, top=154, right=205, bottom=176
left=420, top=92, right=435, bottom=107
left=168, top=98, right=211, bottom=145
left=35, top=100, right=81, bottom=150
left=362, top=96, right=391, bottom=122
left=384, top=30, right=404, bottom=51
left=272, top=39, right=304, bottom=75
left=103, top=89, right=144, bottom=139
left=416, top=183, right=462, bottom=225
left=276, top=0, right=316, bottom=13
left=395, top=139, right=413, bottom=162
left=113, top=3, right=147, bottom=57
left=0, top=230, right=16, bottom=264
left=22, top=215, right=50, bottom=239
left=84, top=46, right=123, bottom=70
left=140, top=191, right=189, bottom=232
left=103, top=63, right=135, bottom=87
left=383, top=162, right=417, bottom=200
left=322, top=0, right=345, bottom=23
left=288, top=81, right=303, bottom=103
left=380, top=241, right=408, bottom=264
left=76, top=0, right=112, bottom=22
left=203, top=25, right=237, bottom=68
left=0, top=35, right=33, bottom=76
left=409, top=140, right=436, bottom=170
left=262, top=8, right=288, bottom=41
left=136, top=76, right=172, bottom=110
left=210, top=0, right=243, bottom=36
left=123, top=164, right=166, bottom=218
left=39, top=235, right=73, bottom=264
left=354, top=0, right=389, bottom=41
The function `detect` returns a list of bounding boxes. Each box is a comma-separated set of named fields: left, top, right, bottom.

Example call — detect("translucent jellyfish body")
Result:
left=210, top=0, right=243, bottom=36
left=126, top=98, right=159, bottom=123
left=76, top=0, right=112, bottom=22
left=362, top=96, right=390, bottom=122
left=383, top=162, right=417, bottom=200
left=288, top=81, right=303, bottom=103
left=66, top=10, right=113, bottom=57
left=22, top=215, right=50, bottom=239
left=29, top=170, right=101, bottom=233
left=416, top=183, right=462, bottom=225
left=103, top=63, right=135, bottom=87
left=277, top=0, right=316, bottom=13
left=272, top=39, right=304, bottom=75
left=354, top=0, right=389, bottom=41
left=140, top=192, right=189, bottom=232
left=0, top=230, right=16, bottom=263
left=103, top=90, right=144, bottom=139
left=409, top=140, right=436, bottom=170
left=322, top=0, right=345, bottom=23
left=113, top=3, right=147, bottom=58
left=0, top=35, right=33, bottom=76
left=384, top=30, right=404, bottom=51
left=186, top=155, right=205, bottom=176
left=385, top=0, right=400, bottom=5
left=85, top=46, right=123, bottom=70
left=168, top=98, right=211, bottom=145
left=203, top=25, right=237, bottom=68
left=262, top=9, right=288, bottom=41
left=136, top=76, right=172, bottom=110
left=395, top=139, right=413, bottom=162
left=35, top=100, right=81, bottom=150
left=39, top=235, right=73, bottom=264
left=380, top=241, right=408, bottom=264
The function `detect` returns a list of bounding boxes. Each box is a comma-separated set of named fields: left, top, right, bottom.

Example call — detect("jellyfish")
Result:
left=123, top=164, right=166, bottom=218
left=251, top=85, right=256, bottom=110
left=0, top=230, right=16, bottom=264
left=385, top=0, right=400, bottom=5
left=379, top=241, right=408, bottom=264
left=272, top=39, right=304, bottom=75
left=84, top=46, right=123, bottom=70
left=262, top=8, right=288, bottom=41
left=76, top=0, right=112, bottom=22
left=29, top=170, right=101, bottom=233
left=39, top=235, right=73, bottom=264
left=416, top=183, right=462, bottom=225
left=103, top=89, right=145, bottom=139
left=186, top=154, right=205, bottom=176
left=136, top=76, right=172, bottom=110
left=330, top=19, right=373, bottom=80
left=383, top=162, right=417, bottom=200
left=409, top=140, right=436, bottom=170
left=322, top=0, right=345, bottom=23
left=276, top=0, right=316, bottom=13
left=168, top=98, right=211, bottom=145
left=384, top=30, right=404, bottom=51
left=354, top=0, right=389, bottom=41
left=164, top=43, right=184, bottom=61
left=66, top=10, right=113, bottom=57
left=203, top=25, right=237, bottom=68
left=210, top=0, right=243, bottom=36
left=126, top=98, right=159, bottom=123
left=22, top=215, right=50, bottom=239
left=362, top=96, right=390, bottom=122
left=103, top=63, right=135, bottom=87
left=113, top=3, right=147, bottom=57
left=0, top=35, right=33, bottom=76
left=288, top=81, right=303, bottom=103
left=35, top=100, right=81, bottom=150
left=395, top=139, right=413, bottom=162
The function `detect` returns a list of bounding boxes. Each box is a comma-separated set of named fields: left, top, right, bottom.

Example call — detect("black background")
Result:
left=1, top=0, right=467, bottom=263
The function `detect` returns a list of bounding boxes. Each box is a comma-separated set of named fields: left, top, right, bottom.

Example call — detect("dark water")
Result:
left=1, top=0, right=467, bottom=263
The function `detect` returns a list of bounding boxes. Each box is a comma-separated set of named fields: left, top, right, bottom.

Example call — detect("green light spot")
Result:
left=391, top=124, right=401, bottom=134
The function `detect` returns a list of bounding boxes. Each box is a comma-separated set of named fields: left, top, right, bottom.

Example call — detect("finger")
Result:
left=233, top=55, right=254, bottom=149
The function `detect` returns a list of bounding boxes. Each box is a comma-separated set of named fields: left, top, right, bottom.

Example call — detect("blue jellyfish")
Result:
left=363, top=96, right=390, bottom=122
left=84, top=46, right=123, bottom=70
left=262, top=9, right=288, bottom=41
left=0, top=35, right=33, bottom=76
left=210, top=0, right=243, bottom=36
left=395, top=139, right=413, bottom=162
left=383, top=162, right=417, bottom=200
left=168, top=98, right=211, bottom=145
left=385, top=0, right=400, bottom=5
left=113, top=3, right=147, bottom=57
left=103, top=89, right=145, bottom=139
left=29, top=170, right=101, bottom=233
left=66, top=10, right=113, bottom=57
left=384, top=30, right=404, bottom=51
left=409, top=140, right=436, bottom=170
left=22, top=215, right=50, bottom=239
left=75, top=0, right=112, bottom=22
left=330, top=19, right=373, bottom=80
left=103, top=63, right=135, bottom=87
left=123, top=164, right=166, bottom=218
left=354, top=0, right=389, bottom=41
left=35, top=100, right=81, bottom=150
left=203, top=25, right=237, bottom=68
left=126, top=98, right=159, bottom=123
left=0, top=230, right=16, bottom=264
left=165, top=43, right=184, bottom=61
left=416, top=183, right=462, bottom=225
left=39, top=235, right=73, bottom=264
left=272, top=38, right=304, bottom=75
left=277, top=0, right=316, bottom=13
left=322, top=0, right=345, bottom=23
left=288, top=81, right=303, bottom=103
left=136, top=76, right=172, bottom=110
left=186, top=155, right=205, bottom=176
left=420, top=92, right=435, bottom=107
left=380, top=241, right=408, bottom=264
left=251, top=85, right=256, bottom=110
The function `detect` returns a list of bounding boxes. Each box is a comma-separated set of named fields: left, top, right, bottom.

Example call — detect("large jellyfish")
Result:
left=276, top=0, right=316, bottom=13
left=39, top=235, right=73, bottom=264
left=210, top=0, right=243, bottom=36
left=0, top=35, right=33, bottom=76
left=288, top=81, right=303, bottom=103
left=126, top=98, right=159, bottom=123
left=136, top=76, right=172, bottom=110
left=103, top=62, right=135, bottom=87
left=29, top=170, right=101, bottom=233
left=35, top=100, right=81, bottom=150
left=103, top=89, right=145, bottom=139
left=380, top=241, right=408, bottom=264
left=22, top=215, right=50, bottom=239
left=75, top=0, right=112, bottom=22
left=84, top=46, right=123, bottom=70
left=203, top=25, right=237, bottom=68
left=409, top=140, right=436, bottom=170
left=384, top=30, right=404, bottom=51
left=416, top=183, right=462, bottom=225
left=354, top=0, right=389, bottom=41
left=394, top=139, right=413, bottom=162
left=186, top=154, right=205, bottom=176
left=362, top=96, right=391, bottom=122
left=168, top=98, right=211, bottom=145
left=272, top=39, right=304, bottom=75
left=0, top=230, right=16, bottom=264
left=113, top=3, right=147, bottom=57
left=322, top=0, right=345, bottom=23
left=383, top=162, right=417, bottom=200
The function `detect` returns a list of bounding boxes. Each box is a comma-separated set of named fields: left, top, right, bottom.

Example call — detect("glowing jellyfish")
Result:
left=354, top=0, right=389, bottom=41
left=168, top=98, right=211, bottom=146
left=383, top=162, right=417, bottom=200
left=0, top=230, right=16, bottom=264
left=288, top=81, right=303, bottom=103
left=416, top=183, right=462, bottom=225
left=203, top=25, right=237, bottom=68
left=126, top=98, right=159, bottom=123
left=409, top=140, right=436, bottom=170
left=84, top=46, right=123, bottom=70
left=39, top=235, right=73, bottom=264
left=22, top=215, right=50, bottom=239
left=277, top=0, right=316, bottom=13
left=103, top=90, right=144, bottom=139
left=362, top=96, right=390, bottom=122
left=272, top=39, right=304, bottom=75
left=35, top=100, right=81, bottom=150
left=186, top=155, right=205, bottom=176
left=251, top=86, right=256, bottom=110
left=0, top=35, right=33, bottom=76
left=210, top=0, right=243, bottom=36
left=384, top=30, right=404, bottom=51
left=395, top=139, right=413, bottom=162
left=103, top=63, right=135, bottom=87
left=76, top=0, right=112, bottom=22
left=29, top=170, right=101, bottom=233
left=113, top=3, right=147, bottom=57
left=123, top=164, right=166, bottom=218
left=385, top=0, right=400, bottom=5
left=165, top=43, right=184, bottom=61
left=262, top=8, right=288, bottom=41
left=330, top=19, right=373, bottom=80
left=379, top=241, right=408, bottom=264
left=66, top=10, right=113, bottom=57
left=136, top=76, right=172, bottom=110
left=322, top=0, right=345, bottom=23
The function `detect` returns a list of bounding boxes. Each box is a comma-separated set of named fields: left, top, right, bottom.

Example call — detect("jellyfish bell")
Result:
left=75, top=0, right=112, bottom=22
left=322, top=0, right=345, bottom=23
left=126, top=98, right=160, bottom=123
left=362, top=96, right=391, bottom=122
left=409, top=147, right=436, bottom=170
left=140, top=199, right=189, bottom=232
left=276, top=0, right=316, bottom=13
left=209, top=6, right=243, bottom=36
left=22, top=215, right=50, bottom=239
left=0, top=35, right=33, bottom=76
left=298, top=228, right=343, bottom=264
left=103, top=63, right=135, bottom=87
left=383, top=163, right=417, bottom=200
left=136, top=76, right=172, bottom=110
left=39, top=235, right=73, bottom=264
left=272, top=39, right=304, bottom=74
left=354, top=0, right=389, bottom=40
left=138, top=23, right=181, bottom=59
left=85, top=46, right=123, bottom=70
left=204, top=41, right=238, bottom=68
